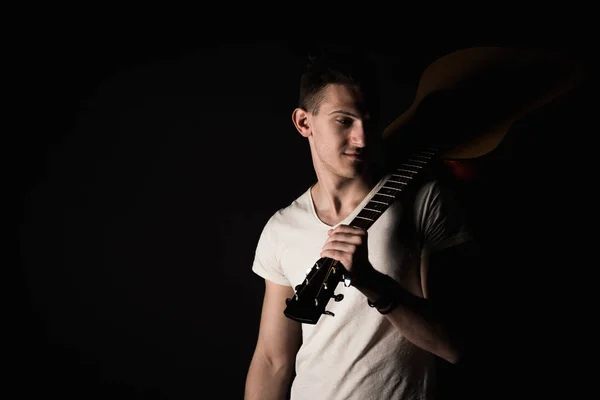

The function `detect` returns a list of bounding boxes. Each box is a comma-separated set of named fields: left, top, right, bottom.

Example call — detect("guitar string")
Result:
left=315, top=258, right=338, bottom=301
left=293, top=147, right=440, bottom=306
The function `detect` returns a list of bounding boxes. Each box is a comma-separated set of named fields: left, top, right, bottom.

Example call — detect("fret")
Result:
left=358, top=209, right=381, bottom=219
left=355, top=215, right=375, bottom=222
left=363, top=201, right=388, bottom=211
left=372, top=194, right=394, bottom=204
left=379, top=187, right=400, bottom=196
left=390, top=174, right=412, bottom=180
left=350, top=221, right=367, bottom=229
left=411, top=154, right=432, bottom=160
left=402, top=164, right=423, bottom=169
left=363, top=207, right=382, bottom=213
left=369, top=200, right=388, bottom=205
left=383, top=180, right=407, bottom=190
left=396, top=168, right=419, bottom=174
left=357, top=210, right=381, bottom=221
left=406, top=159, right=428, bottom=164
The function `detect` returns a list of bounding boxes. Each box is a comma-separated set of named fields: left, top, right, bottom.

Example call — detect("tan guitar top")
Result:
left=381, top=46, right=584, bottom=160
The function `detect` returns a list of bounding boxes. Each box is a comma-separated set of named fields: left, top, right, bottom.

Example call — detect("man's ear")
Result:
left=292, top=108, right=311, bottom=138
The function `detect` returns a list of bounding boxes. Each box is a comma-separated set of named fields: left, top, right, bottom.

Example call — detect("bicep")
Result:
left=254, top=280, right=302, bottom=365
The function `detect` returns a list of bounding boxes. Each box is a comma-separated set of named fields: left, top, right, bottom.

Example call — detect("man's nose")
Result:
left=350, top=125, right=367, bottom=148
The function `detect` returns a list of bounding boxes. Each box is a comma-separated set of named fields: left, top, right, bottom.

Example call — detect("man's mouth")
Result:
left=344, top=153, right=365, bottom=160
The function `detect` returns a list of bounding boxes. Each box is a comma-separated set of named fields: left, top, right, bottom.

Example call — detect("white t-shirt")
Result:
left=252, top=174, right=472, bottom=400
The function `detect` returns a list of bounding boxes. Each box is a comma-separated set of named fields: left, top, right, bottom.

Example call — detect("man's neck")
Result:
left=311, top=172, right=380, bottom=226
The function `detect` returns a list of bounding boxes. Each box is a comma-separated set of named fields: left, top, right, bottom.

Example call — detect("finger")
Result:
left=326, top=232, right=364, bottom=246
left=332, top=225, right=367, bottom=235
left=322, top=241, right=357, bottom=254
left=320, top=249, right=352, bottom=268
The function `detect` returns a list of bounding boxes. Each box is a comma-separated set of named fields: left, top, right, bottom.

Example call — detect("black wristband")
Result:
left=367, top=274, right=401, bottom=314
left=367, top=295, right=392, bottom=309
left=377, top=295, right=400, bottom=314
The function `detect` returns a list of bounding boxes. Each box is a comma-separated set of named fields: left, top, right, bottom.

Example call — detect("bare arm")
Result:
left=245, top=280, right=302, bottom=400
left=355, top=240, right=478, bottom=365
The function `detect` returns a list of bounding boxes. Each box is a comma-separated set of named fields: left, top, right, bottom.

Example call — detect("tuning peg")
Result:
left=342, top=274, right=352, bottom=287
left=332, top=293, right=344, bottom=302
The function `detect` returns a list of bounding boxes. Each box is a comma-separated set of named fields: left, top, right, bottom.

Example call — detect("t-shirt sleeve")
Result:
left=415, top=180, right=473, bottom=255
left=251, top=214, right=291, bottom=286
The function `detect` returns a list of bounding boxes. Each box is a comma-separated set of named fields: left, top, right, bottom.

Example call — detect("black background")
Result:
left=14, top=28, right=592, bottom=399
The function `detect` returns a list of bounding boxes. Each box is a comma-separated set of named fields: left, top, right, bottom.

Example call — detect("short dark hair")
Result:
left=297, top=46, right=379, bottom=116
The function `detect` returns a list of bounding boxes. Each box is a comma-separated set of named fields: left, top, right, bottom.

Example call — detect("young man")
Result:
left=245, top=48, right=477, bottom=400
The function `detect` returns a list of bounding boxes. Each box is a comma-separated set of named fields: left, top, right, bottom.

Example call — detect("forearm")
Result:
left=355, top=270, right=460, bottom=364
left=245, top=353, right=294, bottom=400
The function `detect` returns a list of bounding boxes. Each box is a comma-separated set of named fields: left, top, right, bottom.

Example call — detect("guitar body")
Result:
left=284, top=45, right=583, bottom=325
left=383, top=46, right=583, bottom=159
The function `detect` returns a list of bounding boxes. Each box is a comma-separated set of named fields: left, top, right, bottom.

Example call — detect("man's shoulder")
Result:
left=262, top=187, right=313, bottom=230
left=408, top=176, right=468, bottom=226
left=412, top=176, right=459, bottom=204
left=408, top=178, right=442, bottom=205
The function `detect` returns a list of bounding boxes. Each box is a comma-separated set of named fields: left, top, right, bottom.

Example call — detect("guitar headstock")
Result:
left=284, top=257, right=349, bottom=325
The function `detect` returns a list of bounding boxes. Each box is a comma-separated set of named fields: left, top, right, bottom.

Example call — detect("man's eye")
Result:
left=337, top=118, right=352, bottom=125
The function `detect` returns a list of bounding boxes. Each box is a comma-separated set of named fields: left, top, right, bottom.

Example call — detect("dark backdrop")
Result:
left=15, top=36, right=590, bottom=399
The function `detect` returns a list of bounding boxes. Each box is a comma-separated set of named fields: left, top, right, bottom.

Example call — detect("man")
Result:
left=244, top=47, right=477, bottom=400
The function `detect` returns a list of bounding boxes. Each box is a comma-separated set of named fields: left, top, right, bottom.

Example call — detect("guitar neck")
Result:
left=349, top=146, right=442, bottom=230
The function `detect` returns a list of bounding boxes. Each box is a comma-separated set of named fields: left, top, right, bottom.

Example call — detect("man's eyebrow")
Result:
left=328, top=110, right=360, bottom=118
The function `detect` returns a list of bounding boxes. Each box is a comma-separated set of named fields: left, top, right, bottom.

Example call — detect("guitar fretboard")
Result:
left=349, top=147, right=441, bottom=230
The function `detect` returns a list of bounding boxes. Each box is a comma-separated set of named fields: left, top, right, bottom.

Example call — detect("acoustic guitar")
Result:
left=283, top=45, right=583, bottom=325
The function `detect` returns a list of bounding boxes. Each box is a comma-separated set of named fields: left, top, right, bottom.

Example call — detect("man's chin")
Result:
left=342, top=165, right=369, bottom=179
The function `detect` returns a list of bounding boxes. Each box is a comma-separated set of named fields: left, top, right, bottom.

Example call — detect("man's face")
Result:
left=307, top=84, right=376, bottom=180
